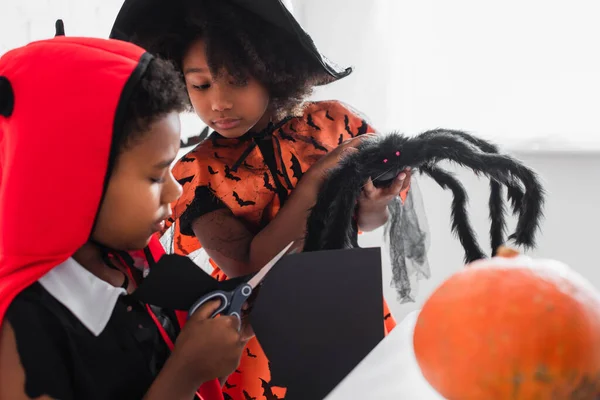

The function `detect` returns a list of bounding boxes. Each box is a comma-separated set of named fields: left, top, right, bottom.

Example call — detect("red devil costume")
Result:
left=0, top=27, right=222, bottom=400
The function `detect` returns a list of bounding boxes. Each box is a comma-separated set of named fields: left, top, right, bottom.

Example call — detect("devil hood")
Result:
left=0, top=36, right=153, bottom=324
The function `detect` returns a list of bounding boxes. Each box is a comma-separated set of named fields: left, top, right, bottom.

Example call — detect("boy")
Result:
left=0, top=28, right=245, bottom=400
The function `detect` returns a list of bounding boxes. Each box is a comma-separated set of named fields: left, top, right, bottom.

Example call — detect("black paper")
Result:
left=132, top=248, right=386, bottom=400
left=250, top=247, right=385, bottom=400
left=131, top=254, right=251, bottom=310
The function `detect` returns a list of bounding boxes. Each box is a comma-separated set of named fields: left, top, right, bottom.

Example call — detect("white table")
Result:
left=325, top=311, right=445, bottom=400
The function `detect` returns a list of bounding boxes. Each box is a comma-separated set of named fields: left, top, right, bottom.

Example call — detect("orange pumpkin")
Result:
left=413, top=249, right=600, bottom=400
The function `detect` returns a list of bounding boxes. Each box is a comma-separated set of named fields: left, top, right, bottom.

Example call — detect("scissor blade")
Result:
left=247, top=242, right=294, bottom=289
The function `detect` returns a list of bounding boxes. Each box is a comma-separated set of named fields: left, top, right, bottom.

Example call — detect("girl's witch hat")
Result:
left=110, top=0, right=352, bottom=85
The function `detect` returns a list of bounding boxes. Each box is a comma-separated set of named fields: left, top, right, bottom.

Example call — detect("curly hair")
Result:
left=118, top=57, right=188, bottom=153
left=128, top=0, right=331, bottom=118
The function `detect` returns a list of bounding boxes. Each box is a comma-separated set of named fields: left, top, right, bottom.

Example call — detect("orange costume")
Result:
left=164, top=100, right=402, bottom=399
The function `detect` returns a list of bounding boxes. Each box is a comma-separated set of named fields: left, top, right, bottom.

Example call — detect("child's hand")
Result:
left=303, top=134, right=373, bottom=186
left=168, top=300, right=247, bottom=390
left=357, top=168, right=411, bottom=231
left=240, top=302, right=255, bottom=341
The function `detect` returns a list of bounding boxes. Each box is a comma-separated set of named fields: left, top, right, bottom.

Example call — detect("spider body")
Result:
left=303, top=129, right=545, bottom=301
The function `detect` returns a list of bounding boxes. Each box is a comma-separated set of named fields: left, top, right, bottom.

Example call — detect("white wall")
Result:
left=295, top=0, right=600, bottom=150
left=4, top=1, right=599, bottom=148
left=0, top=0, right=124, bottom=55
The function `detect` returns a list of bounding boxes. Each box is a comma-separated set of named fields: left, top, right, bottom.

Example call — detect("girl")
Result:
left=111, top=1, right=411, bottom=398
left=0, top=31, right=249, bottom=400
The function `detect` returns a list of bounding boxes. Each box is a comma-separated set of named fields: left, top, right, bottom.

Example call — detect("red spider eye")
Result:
left=383, top=159, right=388, bottom=163
left=396, top=151, right=401, bottom=156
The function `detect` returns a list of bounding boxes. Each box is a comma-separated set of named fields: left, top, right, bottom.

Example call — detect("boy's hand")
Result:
left=168, top=300, right=247, bottom=390
left=357, top=168, right=411, bottom=231
left=240, top=302, right=255, bottom=341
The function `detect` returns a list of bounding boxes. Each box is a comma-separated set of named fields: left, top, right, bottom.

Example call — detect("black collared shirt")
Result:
left=6, top=281, right=187, bottom=400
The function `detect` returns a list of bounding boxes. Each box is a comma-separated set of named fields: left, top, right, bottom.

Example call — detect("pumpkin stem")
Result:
left=496, top=246, right=520, bottom=258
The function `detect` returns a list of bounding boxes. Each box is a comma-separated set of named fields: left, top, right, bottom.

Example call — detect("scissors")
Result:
left=188, top=242, right=294, bottom=321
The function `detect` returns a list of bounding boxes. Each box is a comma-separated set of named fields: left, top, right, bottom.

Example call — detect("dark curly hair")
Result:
left=117, top=57, right=188, bottom=154
left=128, top=0, right=331, bottom=117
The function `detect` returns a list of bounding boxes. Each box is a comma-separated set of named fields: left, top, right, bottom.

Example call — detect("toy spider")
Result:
left=303, top=129, right=545, bottom=302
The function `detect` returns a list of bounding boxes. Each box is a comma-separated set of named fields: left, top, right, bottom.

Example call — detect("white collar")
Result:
left=38, top=258, right=127, bottom=336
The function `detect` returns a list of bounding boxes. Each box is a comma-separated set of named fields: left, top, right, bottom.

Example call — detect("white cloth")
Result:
left=325, top=310, right=444, bottom=399
left=38, top=258, right=127, bottom=336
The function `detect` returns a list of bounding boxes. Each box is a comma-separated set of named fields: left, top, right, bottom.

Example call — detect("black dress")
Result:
left=5, top=281, right=188, bottom=400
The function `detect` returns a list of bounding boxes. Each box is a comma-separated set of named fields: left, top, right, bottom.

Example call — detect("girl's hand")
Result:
left=357, top=168, right=411, bottom=231
left=302, top=134, right=374, bottom=186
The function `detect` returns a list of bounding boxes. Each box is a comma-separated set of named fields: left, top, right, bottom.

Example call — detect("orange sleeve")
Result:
left=325, top=100, right=377, bottom=137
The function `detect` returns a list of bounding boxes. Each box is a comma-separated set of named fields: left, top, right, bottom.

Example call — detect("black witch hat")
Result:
left=109, top=0, right=352, bottom=85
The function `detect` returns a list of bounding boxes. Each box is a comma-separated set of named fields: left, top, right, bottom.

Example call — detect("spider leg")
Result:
left=446, top=130, right=526, bottom=215
left=439, top=131, right=507, bottom=253
left=421, top=129, right=528, bottom=251
left=506, top=181, right=524, bottom=215
left=303, top=158, right=365, bottom=252
left=488, top=180, right=505, bottom=255
left=420, top=165, right=486, bottom=262
left=410, top=131, right=545, bottom=248
left=453, top=147, right=505, bottom=253
left=422, top=129, right=525, bottom=213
